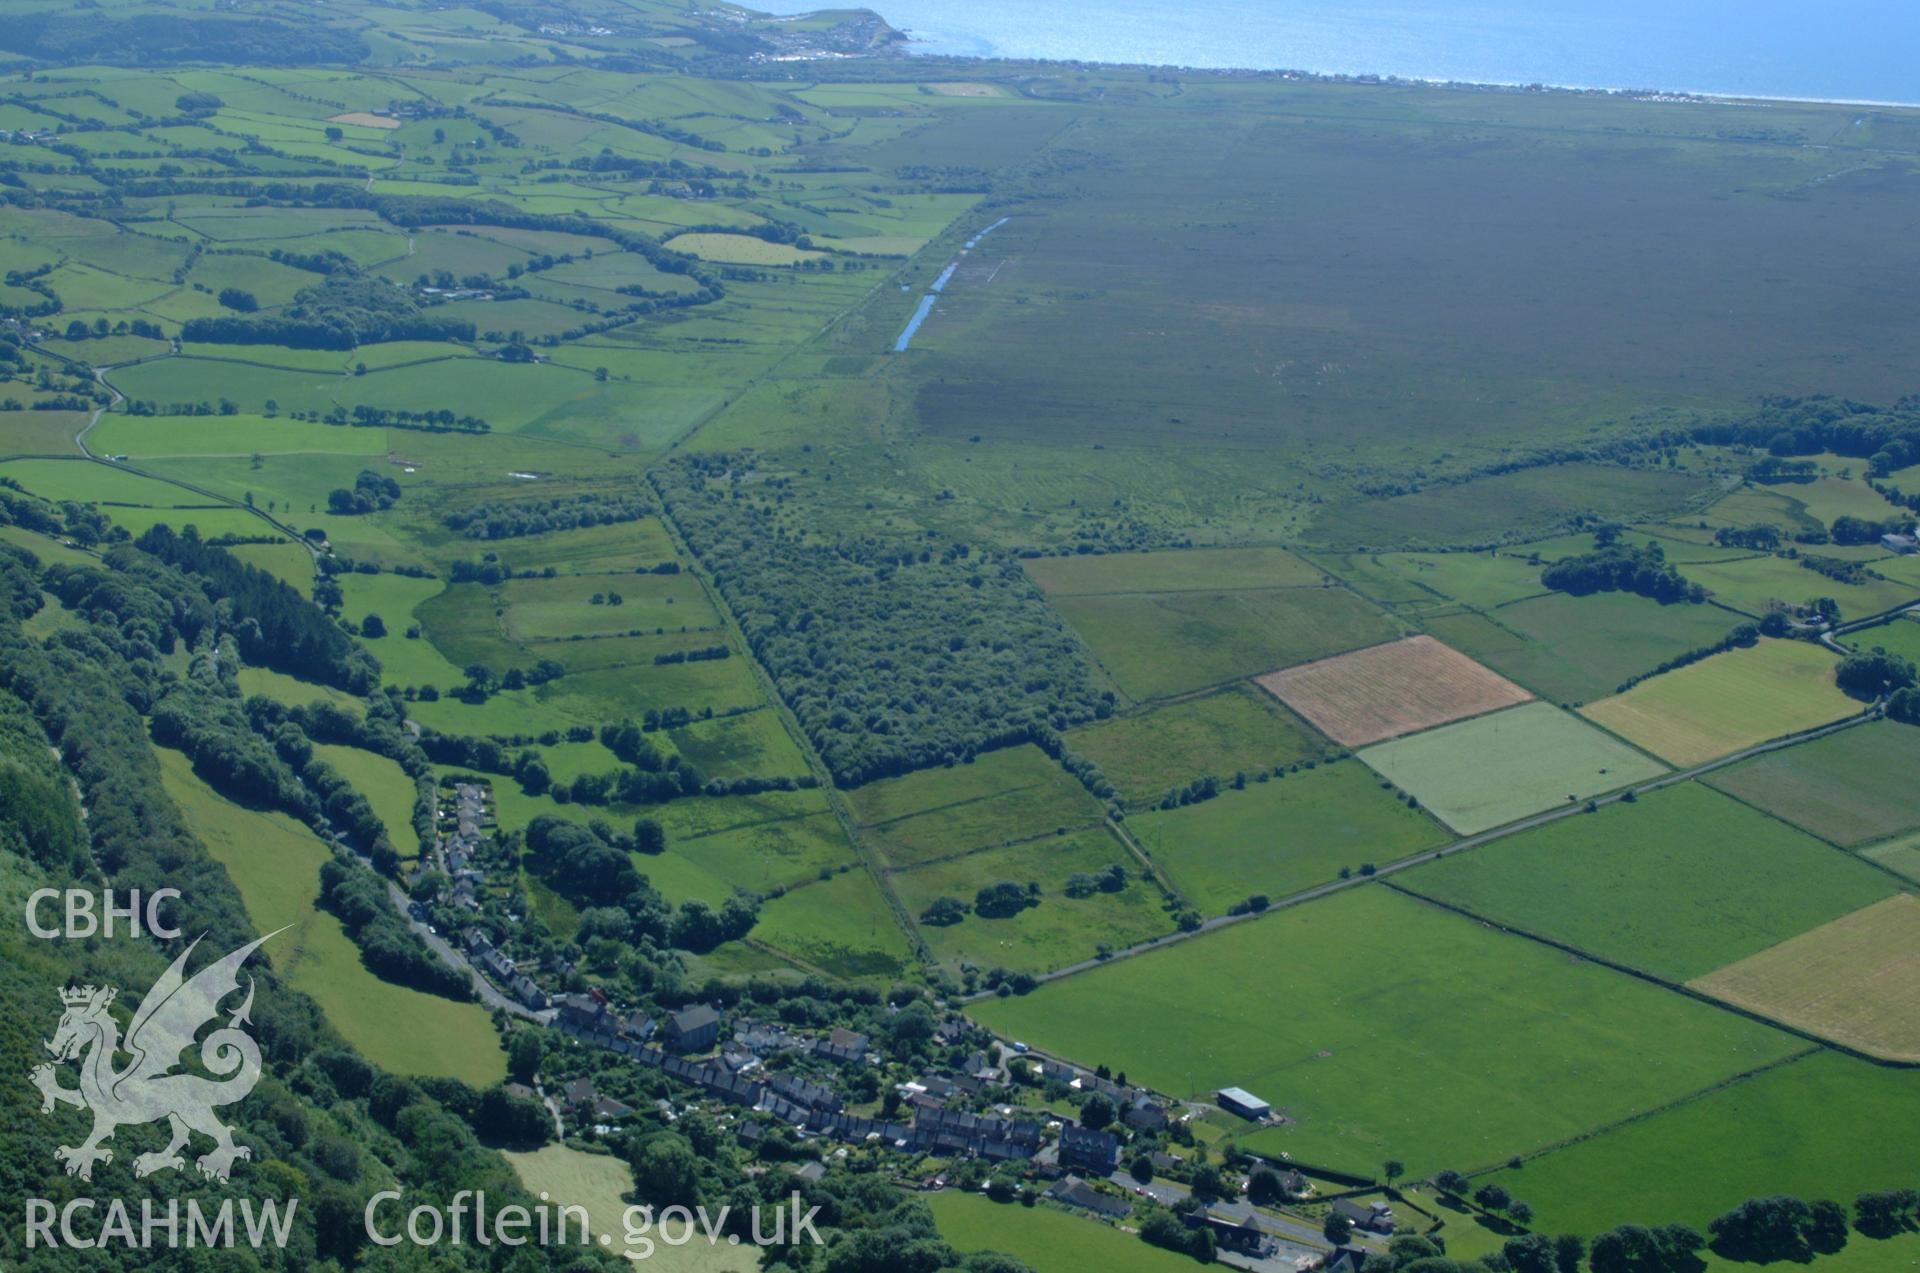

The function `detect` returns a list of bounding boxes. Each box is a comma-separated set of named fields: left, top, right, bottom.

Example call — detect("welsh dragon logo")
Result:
left=29, top=931, right=281, bottom=1183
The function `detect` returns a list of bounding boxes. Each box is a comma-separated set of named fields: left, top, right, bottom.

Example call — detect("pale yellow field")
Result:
left=665, top=232, right=826, bottom=266
left=1691, top=894, right=1920, bottom=1062
left=503, top=1144, right=759, bottom=1270
left=1580, top=638, right=1856, bottom=767
left=329, top=112, right=401, bottom=129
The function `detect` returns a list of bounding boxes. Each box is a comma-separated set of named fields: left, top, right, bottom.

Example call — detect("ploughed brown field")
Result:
left=1257, top=634, right=1533, bottom=747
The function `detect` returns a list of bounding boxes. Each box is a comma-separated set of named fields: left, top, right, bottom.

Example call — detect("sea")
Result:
left=752, top=0, right=1920, bottom=105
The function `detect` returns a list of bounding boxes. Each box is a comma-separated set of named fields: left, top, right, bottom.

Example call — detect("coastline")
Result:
left=887, top=31, right=1920, bottom=112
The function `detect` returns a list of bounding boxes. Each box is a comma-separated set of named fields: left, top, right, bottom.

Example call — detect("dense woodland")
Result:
left=655, top=456, right=1113, bottom=786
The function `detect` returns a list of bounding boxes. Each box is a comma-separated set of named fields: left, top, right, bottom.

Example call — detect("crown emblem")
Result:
left=60, top=985, right=113, bottom=1007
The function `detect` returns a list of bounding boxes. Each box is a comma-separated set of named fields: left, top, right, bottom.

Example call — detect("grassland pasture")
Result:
left=1691, top=894, right=1920, bottom=1061
left=1023, top=546, right=1323, bottom=595
left=1865, top=832, right=1920, bottom=885
left=850, top=745, right=1103, bottom=868
left=1364, top=550, right=1549, bottom=608
left=313, top=742, right=424, bottom=857
left=1358, top=701, right=1667, bottom=834
left=1311, top=466, right=1712, bottom=548
left=665, top=233, right=826, bottom=266
left=1055, top=586, right=1401, bottom=701
left=156, top=748, right=504, bottom=1085
left=930, top=1190, right=1197, bottom=1273
left=751, top=869, right=917, bottom=982
left=1258, top=635, right=1533, bottom=746
left=1476, top=1052, right=1920, bottom=1235
left=498, top=571, right=719, bottom=641
left=1063, top=683, right=1332, bottom=805
left=1424, top=590, right=1750, bottom=705
left=1580, top=638, right=1857, bottom=767
left=1848, top=613, right=1920, bottom=665
left=1704, top=720, right=1920, bottom=846
left=1399, top=783, right=1898, bottom=980
left=1131, top=759, right=1449, bottom=914
left=972, top=886, right=1800, bottom=1177
left=504, top=1144, right=758, bottom=1271
left=894, top=827, right=1173, bottom=974
left=1683, top=553, right=1918, bottom=619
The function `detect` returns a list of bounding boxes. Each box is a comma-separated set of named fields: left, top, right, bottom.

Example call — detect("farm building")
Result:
left=1883, top=529, right=1919, bottom=554
left=1217, top=1086, right=1272, bottom=1120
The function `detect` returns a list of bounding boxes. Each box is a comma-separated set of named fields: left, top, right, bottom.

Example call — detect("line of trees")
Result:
left=1542, top=540, right=1706, bottom=604
left=442, top=490, right=655, bottom=539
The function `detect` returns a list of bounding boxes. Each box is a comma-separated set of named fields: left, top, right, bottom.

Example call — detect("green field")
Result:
left=1425, top=590, right=1749, bottom=705
left=1024, top=546, right=1324, bottom=594
left=1848, top=614, right=1920, bottom=665
left=1063, top=683, right=1332, bottom=806
left=1363, top=550, right=1549, bottom=609
left=156, top=747, right=504, bottom=1086
left=313, top=742, right=424, bottom=857
left=1475, top=1052, right=1920, bottom=1235
left=504, top=1144, right=758, bottom=1271
left=751, top=868, right=917, bottom=982
left=1865, top=831, right=1920, bottom=885
left=1398, top=782, right=1899, bottom=980
left=1312, top=466, right=1712, bottom=548
left=973, top=886, right=1801, bottom=1177
left=893, top=827, right=1173, bottom=974
left=1132, top=760, right=1449, bottom=914
left=1581, top=638, right=1857, bottom=767
left=929, top=1190, right=1197, bottom=1273
left=849, top=745, right=1104, bottom=868
left=1704, top=720, right=1920, bottom=847
left=1682, top=553, right=1919, bottom=619
left=1358, top=702, right=1668, bottom=835
left=1054, top=586, right=1402, bottom=701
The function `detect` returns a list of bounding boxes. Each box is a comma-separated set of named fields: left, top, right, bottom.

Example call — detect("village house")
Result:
left=1332, top=1198, right=1397, bottom=1235
left=665, top=1004, right=722, bottom=1053
left=1044, top=1176, right=1132, bottom=1219
left=1057, top=1124, right=1123, bottom=1174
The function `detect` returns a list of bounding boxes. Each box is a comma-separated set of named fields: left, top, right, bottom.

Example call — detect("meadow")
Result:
left=1357, top=702, right=1668, bottom=835
left=313, top=742, right=425, bottom=857
left=1258, top=634, right=1533, bottom=747
left=892, top=827, right=1173, bottom=975
left=1130, top=760, right=1448, bottom=914
left=1682, top=553, right=1918, bottom=620
left=1053, top=586, right=1402, bottom=702
left=1023, top=546, right=1324, bottom=595
left=1476, top=1051, right=1920, bottom=1235
left=1580, top=638, right=1857, bottom=767
left=973, top=886, right=1802, bottom=1178
left=750, top=868, right=918, bottom=982
left=1311, top=467, right=1712, bottom=549
left=929, top=1191, right=1196, bottom=1273
left=1397, top=782, right=1898, bottom=981
left=1062, top=683, right=1332, bottom=805
left=1865, top=832, right=1920, bottom=885
left=848, top=745, right=1104, bottom=868
left=1703, top=719, right=1920, bottom=847
left=504, top=1144, right=759, bottom=1271
left=1423, top=589, right=1747, bottom=705
left=156, top=748, right=504, bottom=1086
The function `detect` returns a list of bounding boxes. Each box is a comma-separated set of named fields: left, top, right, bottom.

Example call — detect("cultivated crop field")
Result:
left=1691, top=894, right=1920, bottom=1061
left=1581, top=638, right=1858, bottom=767
left=1358, top=701, right=1667, bottom=834
left=1130, top=759, right=1449, bottom=914
left=1257, top=634, right=1533, bottom=746
left=974, top=886, right=1801, bottom=1177
left=1703, top=719, right=1920, bottom=846
left=1398, top=783, right=1898, bottom=980
left=1054, top=585, right=1402, bottom=701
